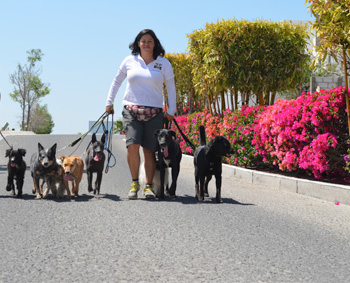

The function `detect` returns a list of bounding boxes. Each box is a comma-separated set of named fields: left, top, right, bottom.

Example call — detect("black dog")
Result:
left=154, top=129, right=182, bottom=199
left=194, top=125, right=234, bottom=203
left=30, top=143, right=62, bottom=199
left=5, top=148, right=27, bottom=198
left=85, top=133, right=106, bottom=195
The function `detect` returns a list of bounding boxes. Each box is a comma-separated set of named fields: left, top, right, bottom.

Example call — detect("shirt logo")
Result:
left=154, top=63, right=163, bottom=70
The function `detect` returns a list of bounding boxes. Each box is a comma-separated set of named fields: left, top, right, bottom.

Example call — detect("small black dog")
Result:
left=154, top=129, right=182, bottom=198
left=85, top=133, right=106, bottom=195
left=5, top=148, right=27, bottom=198
left=194, top=125, right=234, bottom=203
left=30, top=143, right=62, bottom=199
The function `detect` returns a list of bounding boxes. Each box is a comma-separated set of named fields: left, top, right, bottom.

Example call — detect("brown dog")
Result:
left=58, top=155, right=84, bottom=197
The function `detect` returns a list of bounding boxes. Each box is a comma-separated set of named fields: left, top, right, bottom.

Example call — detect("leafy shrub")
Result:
left=173, top=86, right=350, bottom=182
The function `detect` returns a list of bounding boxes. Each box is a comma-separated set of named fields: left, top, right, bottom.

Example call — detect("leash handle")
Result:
left=104, top=113, right=116, bottom=173
left=0, top=130, right=13, bottom=149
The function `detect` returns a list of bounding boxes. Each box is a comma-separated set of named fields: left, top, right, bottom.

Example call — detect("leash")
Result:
left=169, top=117, right=196, bottom=152
left=0, top=92, right=13, bottom=149
left=103, top=113, right=116, bottom=173
left=0, top=130, right=13, bottom=149
left=85, top=112, right=116, bottom=173
left=57, top=112, right=109, bottom=154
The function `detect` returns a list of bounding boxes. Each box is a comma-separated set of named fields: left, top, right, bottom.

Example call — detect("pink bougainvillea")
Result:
left=172, top=87, right=350, bottom=181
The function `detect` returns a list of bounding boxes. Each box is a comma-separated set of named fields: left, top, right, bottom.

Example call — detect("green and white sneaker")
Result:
left=142, top=184, right=155, bottom=199
left=127, top=181, right=140, bottom=199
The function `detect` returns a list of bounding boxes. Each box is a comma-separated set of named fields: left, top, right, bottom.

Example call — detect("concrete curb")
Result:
left=182, top=154, right=350, bottom=206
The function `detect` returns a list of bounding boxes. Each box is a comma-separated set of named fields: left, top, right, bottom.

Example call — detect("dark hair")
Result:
left=129, top=29, right=165, bottom=58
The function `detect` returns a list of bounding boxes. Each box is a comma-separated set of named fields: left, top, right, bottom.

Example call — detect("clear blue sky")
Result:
left=0, top=0, right=314, bottom=134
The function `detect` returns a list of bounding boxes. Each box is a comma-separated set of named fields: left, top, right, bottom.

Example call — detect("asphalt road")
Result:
left=1, top=134, right=350, bottom=282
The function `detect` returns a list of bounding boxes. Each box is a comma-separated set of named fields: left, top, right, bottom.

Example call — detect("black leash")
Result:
left=0, top=92, right=12, bottom=149
left=169, top=117, right=196, bottom=152
left=0, top=130, right=13, bottom=149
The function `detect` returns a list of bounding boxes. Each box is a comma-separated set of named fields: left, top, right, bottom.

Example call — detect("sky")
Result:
left=0, top=0, right=314, bottom=134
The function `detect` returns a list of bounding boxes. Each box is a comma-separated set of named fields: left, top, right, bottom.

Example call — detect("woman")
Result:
left=105, top=29, right=177, bottom=199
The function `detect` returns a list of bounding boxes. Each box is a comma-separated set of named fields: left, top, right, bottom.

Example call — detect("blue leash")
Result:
left=103, top=113, right=116, bottom=173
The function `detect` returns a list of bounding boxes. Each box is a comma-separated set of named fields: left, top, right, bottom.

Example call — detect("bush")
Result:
left=173, top=86, right=350, bottom=183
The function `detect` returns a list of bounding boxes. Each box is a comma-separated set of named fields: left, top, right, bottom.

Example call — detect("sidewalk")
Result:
left=182, top=155, right=350, bottom=206
left=0, top=130, right=35, bottom=138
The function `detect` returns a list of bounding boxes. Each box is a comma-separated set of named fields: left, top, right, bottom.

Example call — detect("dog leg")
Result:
left=6, top=176, right=14, bottom=194
left=95, top=172, right=102, bottom=195
left=169, top=165, right=180, bottom=198
left=215, top=174, right=222, bottom=203
left=159, top=166, right=165, bottom=199
left=43, top=180, right=51, bottom=198
left=87, top=171, right=93, bottom=193
left=63, top=180, right=71, bottom=199
left=204, top=175, right=212, bottom=198
left=16, top=177, right=24, bottom=198
left=197, top=175, right=205, bottom=201
left=72, top=181, right=79, bottom=196
left=33, top=179, right=42, bottom=199
left=195, top=172, right=200, bottom=200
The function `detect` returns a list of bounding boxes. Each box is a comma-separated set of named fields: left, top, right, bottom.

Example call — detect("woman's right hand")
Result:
left=106, top=105, right=114, bottom=114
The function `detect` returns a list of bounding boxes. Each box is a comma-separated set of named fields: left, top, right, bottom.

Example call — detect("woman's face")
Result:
left=138, top=34, right=155, bottom=56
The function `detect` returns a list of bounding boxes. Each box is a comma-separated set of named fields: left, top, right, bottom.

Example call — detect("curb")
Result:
left=182, top=155, right=350, bottom=206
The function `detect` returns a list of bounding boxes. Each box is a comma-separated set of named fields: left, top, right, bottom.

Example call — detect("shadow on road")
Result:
left=153, top=194, right=255, bottom=206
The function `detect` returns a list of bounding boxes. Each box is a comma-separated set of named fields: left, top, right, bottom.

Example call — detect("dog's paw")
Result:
left=215, top=197, right=223, bottom=203
left=196, top=194, right=204, bottom=202
left=165, top=189, right=176, bottom=199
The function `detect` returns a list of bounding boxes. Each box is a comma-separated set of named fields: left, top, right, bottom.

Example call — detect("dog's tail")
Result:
left=199, top=125, right=206, bottom=146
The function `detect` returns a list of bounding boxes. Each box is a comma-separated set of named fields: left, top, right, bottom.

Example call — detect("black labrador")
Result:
left=85, top=133, right=106, bottom=195
left=194, top=125, right=234, bottom=203
left=154, top=129, right=182, bottom=199
left=5, top=148, right=26, bottom=198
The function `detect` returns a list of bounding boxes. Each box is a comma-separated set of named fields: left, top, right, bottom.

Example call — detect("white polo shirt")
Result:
left=106, top=55, right=177, bottom=115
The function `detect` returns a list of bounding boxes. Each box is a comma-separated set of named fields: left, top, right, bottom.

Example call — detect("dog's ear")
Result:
left=5, top=149, right=11, bottom=157
left=101, top=133, right=106, bottom=144
left=58, top=155, right=65, bottom=161
left=18, top=148, right=26, bottom=156
left=57, top=155, right=65, bottom=164
left=169, top=130, right=176, bottom=139
left=92, top=133, right=97, bottom=143
left=50, top=143, right=57, bottom=154
left=38, top=143, right=44, bottom=152
left=154, top=129, right=160, bottom=137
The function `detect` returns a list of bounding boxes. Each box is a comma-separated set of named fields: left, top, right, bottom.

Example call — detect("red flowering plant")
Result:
left=172, top=106, right=265, bottom=168
left=220, top=106, right=266, bottom=168
left=172, top=87, right=350, bottom=183
left=253, top=86, right=349, bottom=180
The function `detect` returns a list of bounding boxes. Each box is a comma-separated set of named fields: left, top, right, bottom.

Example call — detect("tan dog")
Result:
left=58, top=155, right=84, bottom=197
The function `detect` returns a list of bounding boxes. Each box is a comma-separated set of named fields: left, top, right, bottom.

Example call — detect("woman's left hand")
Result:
left=164, top=112, right=174, bottom=121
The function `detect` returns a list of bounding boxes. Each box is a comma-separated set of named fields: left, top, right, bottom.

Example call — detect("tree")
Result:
left=9, top=49, right=50, bottom=131
left=165, top=53, right=200, bottom=115
left=306, top=0, right=350, bottom=134
left=28, top=103, right=54, bottom=134
left=188, top=19, right=310, bottom=115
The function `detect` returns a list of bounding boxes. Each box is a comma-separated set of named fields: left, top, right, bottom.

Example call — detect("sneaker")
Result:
left=127, top=181, right=140, bottom=199
left=142, top=184, right=155, bottom=199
